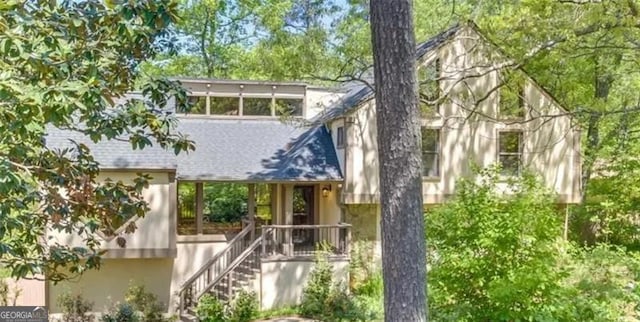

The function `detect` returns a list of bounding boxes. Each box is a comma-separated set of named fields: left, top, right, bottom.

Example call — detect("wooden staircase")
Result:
left=178, top=224, right=271, bottom=321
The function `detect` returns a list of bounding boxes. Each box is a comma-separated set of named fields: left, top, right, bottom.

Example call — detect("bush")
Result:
left=228, top=290, right=258, bottom=322
left=124, top=283, right=165, bottom=321
left=300, top=254, right=334, bottom=318
left=100, top=303, right=139, bottom=322
left=197, top=294, right=226, bottom=322
left=58, top=293, right=94, bottom=322
left=426, top=168, right=567, bottom=321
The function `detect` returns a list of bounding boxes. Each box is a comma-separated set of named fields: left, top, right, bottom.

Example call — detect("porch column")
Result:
left=195, top=182, right=204, bottom=235
left=247, top=183, right=256, bottom=240
left=283, top=184, right=294, bottom=256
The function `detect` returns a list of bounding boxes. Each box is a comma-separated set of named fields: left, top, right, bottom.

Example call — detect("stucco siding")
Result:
left=342, top=26, right=581, bottom=204
left=260, top=259, right=349, bottom=310
left=47, top=171, right=176, bottom=256
left=306, top=88, right=346, bottom=120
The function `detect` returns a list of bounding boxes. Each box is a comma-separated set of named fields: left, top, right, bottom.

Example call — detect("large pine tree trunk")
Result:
left=369, top=0, right=428, bottom=321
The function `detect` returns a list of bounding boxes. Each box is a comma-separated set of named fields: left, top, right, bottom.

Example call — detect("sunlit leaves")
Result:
left=0, top=0, right=193, bottom=281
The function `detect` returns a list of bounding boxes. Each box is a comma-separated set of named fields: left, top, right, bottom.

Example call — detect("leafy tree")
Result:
left=0, top=0, right=193, bottom=281
left=370, top=0, right=427, bottom=320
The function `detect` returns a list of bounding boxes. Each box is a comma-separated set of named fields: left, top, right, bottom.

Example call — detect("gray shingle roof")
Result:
left=176, top=118, right=342, bottom=181
left=45, top=118, right=343, bottom=182
left=45, top=127, right=178, bottom=170
left=311, top=23, right=461, bottom=125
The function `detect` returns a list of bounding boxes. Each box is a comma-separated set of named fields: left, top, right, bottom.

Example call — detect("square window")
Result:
left=421, top=128, right=440, bottom=177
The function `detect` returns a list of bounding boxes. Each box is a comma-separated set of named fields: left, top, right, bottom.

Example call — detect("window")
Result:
left=499, top=72, right=525, bottom=119
left=421, top=128, right=440, bottom=177
left=336, top=126, right=345, bottom=149
left=498, top=131, right=523, bottom=176
left=177, top=182, right=197, bottom=235
left=275, top=98, right=304, bottom=116
left=243, top=97, right=272, bottom=116
left=185, top=96, right=207, bottom=114
left=210, top=96, right=240, bottom=115
left=418, top=59, right=441, bottom=118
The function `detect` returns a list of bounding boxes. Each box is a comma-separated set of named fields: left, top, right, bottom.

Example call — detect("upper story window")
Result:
left=498, top=131, right=523, bottom=176
left=421, top=127, right=440, bottom=178
left=336, top=126, right=345, bottom=149
left=275, top=98, right=304, bottom=116
left=178, top=81, right=306, bottom=118
left=418, top=58, right=441, bottom=118
left=499, top=72, right=525, bottom=119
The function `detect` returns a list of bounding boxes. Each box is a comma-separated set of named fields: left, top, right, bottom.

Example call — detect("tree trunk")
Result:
left=369, top=1, right=428, bottom=321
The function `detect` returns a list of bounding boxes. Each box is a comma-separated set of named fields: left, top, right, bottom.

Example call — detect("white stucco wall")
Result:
left=46, top=171, right=176, bottom=256
left=260, top=259, right=349, bottom=310
left=342, top=26, right=581, bottom=205
left=306, top=87, right=346, bottom=120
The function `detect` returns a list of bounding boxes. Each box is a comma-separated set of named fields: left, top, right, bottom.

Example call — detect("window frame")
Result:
left=497, top=130, right=524, bottom=176
left=336, top=126, right=345, bottom=149
left=421, top=127, right=441, bottom=180
left=498, top=73, right=526, bottom=120
left=178, top=92, right=305, bottom=118
left=418, top=58, right=442, bottom=118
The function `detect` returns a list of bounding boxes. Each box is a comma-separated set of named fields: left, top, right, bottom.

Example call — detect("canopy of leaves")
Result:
left=0, top=0, right=193, bottom=281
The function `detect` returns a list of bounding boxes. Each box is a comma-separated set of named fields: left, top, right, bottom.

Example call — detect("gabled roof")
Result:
left=176, top=118, right=342, bottom=181
left=311, top=23, right=462, bottom=125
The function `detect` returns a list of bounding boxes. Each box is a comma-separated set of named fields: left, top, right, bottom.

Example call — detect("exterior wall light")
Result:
left=322, top=185, right=332, bottom=197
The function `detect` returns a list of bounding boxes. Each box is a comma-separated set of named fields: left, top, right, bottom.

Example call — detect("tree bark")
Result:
left=369, top=1, right=428, bottom=321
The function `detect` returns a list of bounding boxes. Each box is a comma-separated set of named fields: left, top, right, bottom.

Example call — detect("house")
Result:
left=41, top=23, right=581, bottom=320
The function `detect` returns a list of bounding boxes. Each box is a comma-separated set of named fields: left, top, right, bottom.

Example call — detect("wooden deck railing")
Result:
left=260, top=224, right=352, bottom=257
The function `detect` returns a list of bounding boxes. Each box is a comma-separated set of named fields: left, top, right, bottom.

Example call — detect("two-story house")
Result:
left=43, top=22, right=581, bottom=320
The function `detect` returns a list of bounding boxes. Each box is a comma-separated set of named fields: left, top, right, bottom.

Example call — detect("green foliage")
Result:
left=100, top=303, right=139, bottom=322
left=57, top=293, right=94, bottom=322
left=124, top=283, right=166, bottom=322
left=0, top=0, right=194, bottom=281
left=196, top=294, right=226, bottom=322
left=426, top=167, right=567, bottom=320
left=227, top=290, right=258, bottom=322
left=196, top=291, right=258, bottom=322
left=0, top=279, right=8, bottom=306
left=300, top=253, right=378, bottom=321
left=204, top=183, right=248, bottom=223
left=300, top=254, right=334, bottom=318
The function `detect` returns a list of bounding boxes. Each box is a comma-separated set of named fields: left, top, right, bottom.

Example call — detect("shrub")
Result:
left=227, top=290, right=258, bottom=322
left=100, top=303, right=139, bottom=322
left=300, top=254, right=333, bottom=318
left=196, top=294, right=226, bottom=322
left=426, top=167, right=567, bottom=321
left=124, top=283, right=165, bottom=321
left=58, top=293, right=94, bottom=322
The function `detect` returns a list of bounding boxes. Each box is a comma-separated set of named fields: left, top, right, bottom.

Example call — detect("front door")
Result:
left=292, top=186, right=315, bottom=248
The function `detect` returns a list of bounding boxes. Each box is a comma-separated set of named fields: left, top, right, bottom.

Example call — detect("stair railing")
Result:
left=178, top=221, right=256, bottom=316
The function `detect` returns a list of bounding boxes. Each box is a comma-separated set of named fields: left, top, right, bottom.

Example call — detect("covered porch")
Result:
left=177, top=181, right=350, bottom=257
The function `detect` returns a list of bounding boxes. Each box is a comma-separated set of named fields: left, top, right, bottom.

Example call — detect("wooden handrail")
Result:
left=262, top=224, right=352, bottom=229
left=195, top=229, right=271, bottom=299
left=179, top=221, right=255, bottom=289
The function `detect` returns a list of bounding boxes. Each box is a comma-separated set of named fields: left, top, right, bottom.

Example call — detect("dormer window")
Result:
left=186, top=96, right=207, bottom=114
left=418, top=58, right=441, bottom=118
left=499, top=72, right=525, bottom=119
left=243, top=97, right=272, bottom=116
left=275, top=98, right=304, bottom=116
